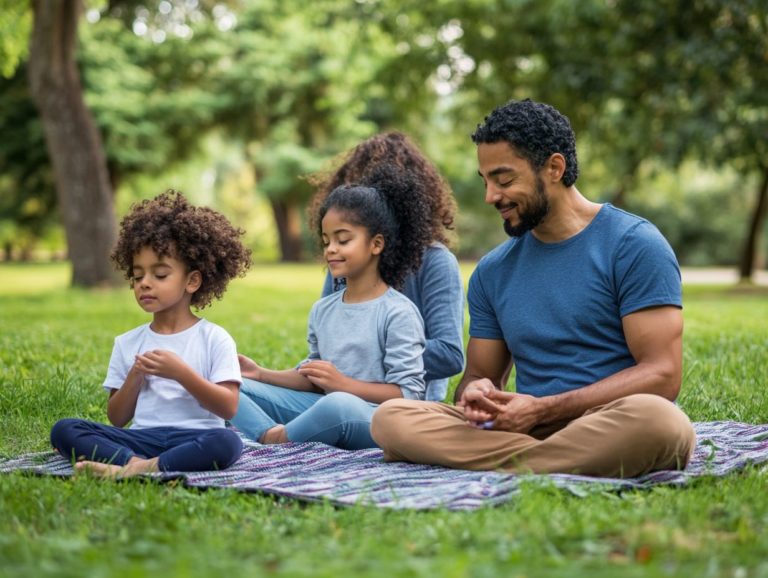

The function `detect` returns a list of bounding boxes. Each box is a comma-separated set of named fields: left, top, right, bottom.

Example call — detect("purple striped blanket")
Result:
left=2, top=421, right=767, bottom=510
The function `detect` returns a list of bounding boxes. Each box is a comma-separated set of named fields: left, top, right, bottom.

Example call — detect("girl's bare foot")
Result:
left=260, top=425, right=288, bottom=444
left=75, top=457, right=159, bottom=479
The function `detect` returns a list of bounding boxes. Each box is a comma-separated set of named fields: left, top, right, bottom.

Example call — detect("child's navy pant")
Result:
left=50, top=418, right=243, bottom=472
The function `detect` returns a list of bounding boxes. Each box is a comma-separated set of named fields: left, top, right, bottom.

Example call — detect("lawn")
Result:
left=1, top=262, right=767, bottom=578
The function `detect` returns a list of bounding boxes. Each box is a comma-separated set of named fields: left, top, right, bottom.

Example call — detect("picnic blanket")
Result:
left=2, top=421, right=767, bottom=510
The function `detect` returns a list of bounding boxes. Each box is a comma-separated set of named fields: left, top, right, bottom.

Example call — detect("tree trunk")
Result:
left=609, top=184, right=627, bottom=208
left=27, top=0, right=118, bottom=287
left=609, top=159, right=641, bottom=208
left=738, top=165, right=768, bottom=282
left=269, top=198, right=304, bottom=262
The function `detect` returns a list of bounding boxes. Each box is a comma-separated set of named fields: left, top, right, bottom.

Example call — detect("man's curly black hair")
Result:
left=308, top=131, right=457, bottom=248
left=316, top=164, right=434, bottom=290
left=471, top=99, right=579, bottom=187
left=111, top=190, right=252, bottom=309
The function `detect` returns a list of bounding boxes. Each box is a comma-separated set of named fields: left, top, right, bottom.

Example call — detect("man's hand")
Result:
left=457, top=378, right=503, bottom=426
left=297, top=360, right=348, bottom=392
left=134, top=350, right=188, bottom=382
left=458, top=380, right=545, bottom=433
left=483, top=390, right=544, bottom=434
left=237, top=354, right=263, bottom=381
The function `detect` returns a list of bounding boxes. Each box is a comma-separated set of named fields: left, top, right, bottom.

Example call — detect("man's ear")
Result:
left=546, top=153, right=566, bottom=183
left=371, top=234, right=385, bottom=255
left=187, top=270, right=202, bottom=294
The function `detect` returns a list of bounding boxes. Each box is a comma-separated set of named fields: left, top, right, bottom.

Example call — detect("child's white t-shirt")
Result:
left=102, top=319, right=242, bottom=430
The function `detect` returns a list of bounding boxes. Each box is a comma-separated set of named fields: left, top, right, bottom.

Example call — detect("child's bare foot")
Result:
left=75, top=457, right=159, bottom=479
left=260, top=425, right=288, bottom=444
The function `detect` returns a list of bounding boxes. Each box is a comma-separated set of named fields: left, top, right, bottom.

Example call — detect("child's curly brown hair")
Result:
left=111, top=190, right=252, bottom=309
left=308, top=131, right=457, bottom=247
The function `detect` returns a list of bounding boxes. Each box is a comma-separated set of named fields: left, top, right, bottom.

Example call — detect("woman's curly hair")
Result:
left=111, top=190, right=252, bottom=309
left=316, top=164, right=434, bottom=290
left=308, top=131, right=456, bottom=247
left=472, top=98, right=579, bottom=187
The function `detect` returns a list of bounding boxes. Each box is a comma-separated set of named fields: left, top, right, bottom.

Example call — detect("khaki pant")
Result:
left=370, top=394, right=696, bottom=478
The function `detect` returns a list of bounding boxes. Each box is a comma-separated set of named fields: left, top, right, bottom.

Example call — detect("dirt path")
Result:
left=681, top=267, right=768, bottom=286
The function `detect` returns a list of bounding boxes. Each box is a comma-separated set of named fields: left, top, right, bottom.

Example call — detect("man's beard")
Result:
left=502, top=176, right=550, bottom=237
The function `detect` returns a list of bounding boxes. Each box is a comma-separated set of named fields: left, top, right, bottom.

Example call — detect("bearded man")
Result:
left=371, top=99, right=696, bottom=477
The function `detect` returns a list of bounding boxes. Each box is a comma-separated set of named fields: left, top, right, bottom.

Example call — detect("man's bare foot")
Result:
left=75, top=457, right=160, bottom=479
left=260, top=425, right=288, bottom=444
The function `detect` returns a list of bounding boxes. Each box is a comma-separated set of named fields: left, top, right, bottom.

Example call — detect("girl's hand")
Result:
left=237, top=354, right=263, bottom=381
left=135, top=350, right=188, bottom=382
left=297, top=361, right=348, bottom=392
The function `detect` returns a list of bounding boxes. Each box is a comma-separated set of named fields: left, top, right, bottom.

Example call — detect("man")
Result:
left=371, top=99, right=696, bottom=477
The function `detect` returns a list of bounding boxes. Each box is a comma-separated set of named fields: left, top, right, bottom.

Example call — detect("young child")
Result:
left=50, top=190, right=252, bottom=478
left=309, top=132, right=464, bottom=403
left=231, top=166, right=429, bottom=449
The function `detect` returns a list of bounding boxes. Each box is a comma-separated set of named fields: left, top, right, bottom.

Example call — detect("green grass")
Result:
left=1, top=262, right=767, bottom=578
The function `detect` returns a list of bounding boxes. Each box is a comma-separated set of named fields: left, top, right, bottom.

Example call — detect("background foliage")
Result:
left=0, top=0, right=766, bottom=272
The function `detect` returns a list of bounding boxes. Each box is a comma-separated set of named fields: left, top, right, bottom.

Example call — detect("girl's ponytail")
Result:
left=361, top=164, right=433, bottom=289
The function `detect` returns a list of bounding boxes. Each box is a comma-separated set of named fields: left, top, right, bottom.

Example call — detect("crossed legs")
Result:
left=371, top=394, right=696, bottom=478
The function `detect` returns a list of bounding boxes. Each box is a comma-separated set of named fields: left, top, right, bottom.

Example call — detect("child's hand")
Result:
left=297, top=360, right=347, bottom=392
left=127, top=361, right=147, bottom=389
left=237, top=354, right=263, bottom=381
left=135, top=350, right=188, bottom=382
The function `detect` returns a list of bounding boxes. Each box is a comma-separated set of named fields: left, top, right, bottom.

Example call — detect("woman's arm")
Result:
left=407, top=246, right=465, bottom=380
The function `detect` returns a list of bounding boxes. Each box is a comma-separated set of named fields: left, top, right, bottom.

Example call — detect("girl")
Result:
left=232, top=166, right=428, bottom=449
left=310, top=132, right=464, bottom=402
left=50, top=191, right=252, bottom=477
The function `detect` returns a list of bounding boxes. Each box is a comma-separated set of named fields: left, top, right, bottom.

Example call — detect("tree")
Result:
left=420, top=0, right=768, bottom=277
left=27, top=0, right=117, bottom=286
left=12, top=1, right=460, bottom=264
left=3, top=3, right=227, bottom=264
left=0, top=63, right=56, bottom=260
left=211, top=1, right=400, bottom=261
left=584, top=0, right=768, bottom=281
left=78, top=13, right=225, bottom=192
left=0, top=0, right=31, bottom=78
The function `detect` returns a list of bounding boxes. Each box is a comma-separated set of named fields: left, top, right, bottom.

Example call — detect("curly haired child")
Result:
left=50, top=190, right=252, bottom=478
left=231, top=165, right=429, bottom=449
left=307, top=131, right=464, bottom=402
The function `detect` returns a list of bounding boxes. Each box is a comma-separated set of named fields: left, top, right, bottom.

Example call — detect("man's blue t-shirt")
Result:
left=468, top=204, right=682, bottom=397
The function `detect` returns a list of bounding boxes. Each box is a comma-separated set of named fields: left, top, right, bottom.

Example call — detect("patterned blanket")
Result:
left=2, top=421, right=767, bottom=510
